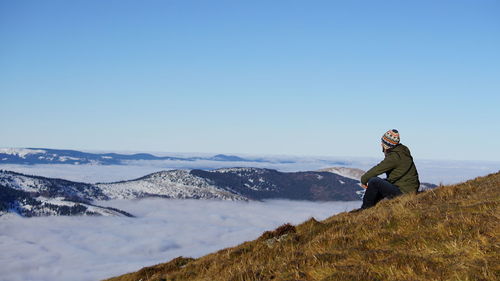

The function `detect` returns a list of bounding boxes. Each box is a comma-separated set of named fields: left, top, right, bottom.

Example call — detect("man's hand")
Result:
left=361, top=184, right=368, bottom=189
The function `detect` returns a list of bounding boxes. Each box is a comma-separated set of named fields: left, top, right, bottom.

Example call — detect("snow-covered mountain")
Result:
left=99, top=168, right=363, bottom=201
left=0, top=170, right=132, bottom=217
left=0, top=170, right=107, bottom=201
left=0, top=148, right=270, bottom=165
left=0, top=167, right=365, bottom=217
left=97, top=170, right=246, bottom=200
left=318, top=167, right=366, bottom=180
left=0, top=165, right=439, bottom=217
left=0, top=186, right=131, bottom=217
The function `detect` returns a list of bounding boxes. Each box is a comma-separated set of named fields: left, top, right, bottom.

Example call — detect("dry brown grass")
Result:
left=105, top=171, right=500, bottom=281
left=259, top=223, right=297, bottom=241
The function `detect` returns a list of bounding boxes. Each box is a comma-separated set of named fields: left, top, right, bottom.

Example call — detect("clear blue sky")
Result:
left=1, top=0, right=499, bottom=161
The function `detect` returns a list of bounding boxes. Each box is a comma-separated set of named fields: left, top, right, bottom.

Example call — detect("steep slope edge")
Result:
left=105, top=171, right=500, bottom=281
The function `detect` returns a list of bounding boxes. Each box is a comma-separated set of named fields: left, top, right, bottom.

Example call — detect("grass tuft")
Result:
left=259, top=223, right=297, bottom=241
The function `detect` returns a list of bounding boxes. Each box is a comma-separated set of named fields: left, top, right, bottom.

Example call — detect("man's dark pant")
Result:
left=361, top=177, right=402, bottom=209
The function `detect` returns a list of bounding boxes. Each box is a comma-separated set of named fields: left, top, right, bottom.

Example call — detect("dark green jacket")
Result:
left=360, top=144, right=420, bottom=194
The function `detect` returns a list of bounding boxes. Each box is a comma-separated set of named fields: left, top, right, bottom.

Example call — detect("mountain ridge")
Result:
left=96, top=167, right=363, bottom=201
left=0, top=167, right=365, bottom=217
left=0, top=148, right=294, bottom=165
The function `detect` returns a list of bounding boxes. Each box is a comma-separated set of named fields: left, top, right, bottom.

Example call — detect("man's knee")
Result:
left=367, top=177, right=382, bottom=187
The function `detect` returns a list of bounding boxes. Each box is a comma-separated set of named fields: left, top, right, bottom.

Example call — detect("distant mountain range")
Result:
left=0, top=148, right=297, bottom=165
left=0, top=167, right=366, bottom=217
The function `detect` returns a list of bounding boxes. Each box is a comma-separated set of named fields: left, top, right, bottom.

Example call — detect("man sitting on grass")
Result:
left=359, top=129, right=420, bottom=209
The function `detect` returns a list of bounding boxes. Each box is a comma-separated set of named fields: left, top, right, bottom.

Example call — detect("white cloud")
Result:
left=413, top=159, right=500, bottom=185
left=0, top=199, right=360, bottom=281
left=0, top=164, right=163, bottom=183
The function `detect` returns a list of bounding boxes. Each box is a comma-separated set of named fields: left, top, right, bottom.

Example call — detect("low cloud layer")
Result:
left=1, top=156, right=499, bottom=185
left=0, top=199, right=359, bottom=281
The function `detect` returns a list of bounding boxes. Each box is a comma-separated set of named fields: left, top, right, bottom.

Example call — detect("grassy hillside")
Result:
left=105, top=172, right=500, bottom=281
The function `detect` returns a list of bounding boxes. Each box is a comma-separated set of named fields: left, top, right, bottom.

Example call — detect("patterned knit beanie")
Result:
left=381, top=129, right=400, bottom=150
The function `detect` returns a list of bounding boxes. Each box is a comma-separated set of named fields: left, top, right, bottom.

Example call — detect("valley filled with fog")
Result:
left=0, top=199, right=359, bottom=281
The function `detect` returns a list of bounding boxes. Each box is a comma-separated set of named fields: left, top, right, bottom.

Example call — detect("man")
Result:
left=359, top=129, right=420, bottom=209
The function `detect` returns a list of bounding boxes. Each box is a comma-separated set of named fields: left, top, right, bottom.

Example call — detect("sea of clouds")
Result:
left=0, top=156, right=498, bottom=184
left=0, top=155, right=498, bottom=281
left=0, top=199, right=360, bottom=281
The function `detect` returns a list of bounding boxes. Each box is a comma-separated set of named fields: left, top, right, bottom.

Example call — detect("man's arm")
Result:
left=360, top=153, right=398, bottom=185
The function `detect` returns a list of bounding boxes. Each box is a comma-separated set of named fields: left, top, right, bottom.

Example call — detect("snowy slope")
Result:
left=97, top=170, right=246, bottom=200
left=0, top=170, right=107, bottom=201
left=0, top=148, right=46, bottom=158
left=0, top=170, right=131, bottom=217
left=147, top=167, right=362, bottom=201
left=97, top=167, right=364, bottom=201
left=96, top=170, right=246, bottom=200
left=318, top=167, right=366, bottom=180
left=0, top=184, right=132, bottom=217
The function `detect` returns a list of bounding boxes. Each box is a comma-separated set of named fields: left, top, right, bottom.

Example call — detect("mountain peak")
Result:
left=0, top=148, right=46, bottom=158
left=209, top=154, right=249, bottom=162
